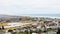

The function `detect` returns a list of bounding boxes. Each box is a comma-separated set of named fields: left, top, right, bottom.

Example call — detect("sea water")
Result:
left=20, top=14, right=60, bottom=18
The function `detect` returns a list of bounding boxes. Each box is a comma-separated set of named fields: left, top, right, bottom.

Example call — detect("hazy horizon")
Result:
left=0, top=14, right=60, bottom=18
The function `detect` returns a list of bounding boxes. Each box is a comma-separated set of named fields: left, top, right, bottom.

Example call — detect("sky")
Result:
left=0, top=0, right=60, bottom=15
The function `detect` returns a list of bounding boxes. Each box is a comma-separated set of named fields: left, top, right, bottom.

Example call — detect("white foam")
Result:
left=20, top=15, right=60, bottom=18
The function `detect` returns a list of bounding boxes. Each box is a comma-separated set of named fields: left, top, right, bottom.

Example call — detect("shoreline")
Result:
left=20, top=15, right=60, bottom=18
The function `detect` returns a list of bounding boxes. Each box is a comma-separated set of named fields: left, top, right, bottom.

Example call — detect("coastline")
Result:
left=20, top=15, right=60, bottom=18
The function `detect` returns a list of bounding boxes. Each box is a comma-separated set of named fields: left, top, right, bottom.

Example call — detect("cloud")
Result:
left=0, top=0, right=60, bottom=15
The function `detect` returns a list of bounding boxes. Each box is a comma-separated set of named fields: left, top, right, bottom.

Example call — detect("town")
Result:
left=0, top=15, right=59, bottom=34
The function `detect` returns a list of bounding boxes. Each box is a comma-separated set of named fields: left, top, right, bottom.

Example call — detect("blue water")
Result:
left=22, top=14, right=60, bottom=17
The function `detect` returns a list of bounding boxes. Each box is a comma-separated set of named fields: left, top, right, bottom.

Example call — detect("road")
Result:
left=0, top=30, right=12, bottom=34
left=0, top=32, right=12, bottom=34
left=4, top=32, right=12, bottom=34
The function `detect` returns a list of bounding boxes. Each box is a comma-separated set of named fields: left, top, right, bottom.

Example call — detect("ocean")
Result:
left=20, top=14, right=60, bottom=18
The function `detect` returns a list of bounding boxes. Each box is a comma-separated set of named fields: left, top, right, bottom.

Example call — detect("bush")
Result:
left=13, top=32, right=17, bottom=34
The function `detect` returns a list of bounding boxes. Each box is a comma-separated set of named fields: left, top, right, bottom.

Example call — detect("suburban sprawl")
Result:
left=0, top=15, right=60, bottom=34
